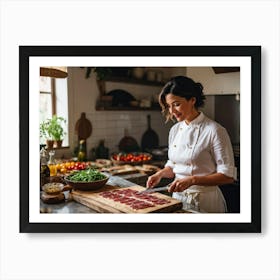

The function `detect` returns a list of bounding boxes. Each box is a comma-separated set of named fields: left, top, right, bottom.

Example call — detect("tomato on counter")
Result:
left=111, top=153, right=152, bottom=163
left=56, top=161, right=91, bottom=174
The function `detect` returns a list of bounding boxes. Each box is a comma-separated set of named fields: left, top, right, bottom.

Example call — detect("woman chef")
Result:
left=146, top=76, right=236, bottom=213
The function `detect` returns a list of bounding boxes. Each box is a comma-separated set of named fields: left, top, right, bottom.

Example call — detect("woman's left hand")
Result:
left=168, top=176, right=194, bottom=193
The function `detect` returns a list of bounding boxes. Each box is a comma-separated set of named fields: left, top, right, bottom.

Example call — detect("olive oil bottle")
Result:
left=48, top=150, right=57, bottom=176
left=78, top=139, right=86, bottom=161
left=40, top=147, right=50, bottom=189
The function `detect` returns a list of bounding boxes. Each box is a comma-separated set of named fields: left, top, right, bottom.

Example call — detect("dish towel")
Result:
left=172, top=185, right=227, bottom=213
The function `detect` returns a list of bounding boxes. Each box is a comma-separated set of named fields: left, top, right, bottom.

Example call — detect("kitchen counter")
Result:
left=40, top=174, right=184, bottom=214
left=40, top=175, right=134, bottom=214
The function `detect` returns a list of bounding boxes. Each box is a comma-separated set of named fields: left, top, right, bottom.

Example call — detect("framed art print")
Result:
left=19, top=45, right=261, bottom=233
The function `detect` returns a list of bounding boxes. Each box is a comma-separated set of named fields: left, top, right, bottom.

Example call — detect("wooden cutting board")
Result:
left=71, top=185, right=182, bottom=213
left=75, top=112, right=92, bottom=140
left=101, top=164, right=160, bottom=176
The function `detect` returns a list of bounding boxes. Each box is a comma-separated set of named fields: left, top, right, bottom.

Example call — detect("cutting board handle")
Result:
left=147, top=114, right=151, bottom=129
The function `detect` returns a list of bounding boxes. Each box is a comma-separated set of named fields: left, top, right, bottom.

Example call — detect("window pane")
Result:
left=40, top=76, right=51, bottom=92
left=55, top=78, right=69, bottom=146
left=40, top=94, right=52, bottom=122
left=40, top=94, right=52, bottom=144
left=39, top=75, right=69, bottom=147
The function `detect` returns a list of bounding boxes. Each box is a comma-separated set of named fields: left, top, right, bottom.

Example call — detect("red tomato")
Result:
left=78, top=163, right=85, bottom=170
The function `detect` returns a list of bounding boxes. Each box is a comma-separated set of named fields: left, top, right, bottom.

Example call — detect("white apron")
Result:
left=172, top=185, right=227, bottom=213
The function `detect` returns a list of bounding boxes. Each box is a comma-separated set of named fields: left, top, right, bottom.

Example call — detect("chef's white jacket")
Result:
left=165, top=112, right=236, bottom=213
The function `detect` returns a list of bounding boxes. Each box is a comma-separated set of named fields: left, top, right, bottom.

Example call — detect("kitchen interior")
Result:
left=40, top=66, right=240, bottom=214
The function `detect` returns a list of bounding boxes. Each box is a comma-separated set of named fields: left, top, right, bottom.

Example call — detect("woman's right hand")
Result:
left=146, top=172, right=162, bottom=188
left=146, top=167, right=175, bottom=188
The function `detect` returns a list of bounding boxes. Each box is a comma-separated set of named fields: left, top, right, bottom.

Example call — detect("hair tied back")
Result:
left=195, top=82, right=204, bottom=94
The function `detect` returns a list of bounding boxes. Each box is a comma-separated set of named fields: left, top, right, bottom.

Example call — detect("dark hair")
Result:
left=159, top=76, right=205, bottom=121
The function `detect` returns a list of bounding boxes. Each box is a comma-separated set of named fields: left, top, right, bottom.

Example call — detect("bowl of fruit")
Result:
left=111, top=152, right=152, bottom=166
left=64, top=168, right=109, bottom=191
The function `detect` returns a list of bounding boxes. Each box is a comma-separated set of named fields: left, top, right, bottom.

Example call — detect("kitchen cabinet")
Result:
left=186, top=67, right=240, bottom=95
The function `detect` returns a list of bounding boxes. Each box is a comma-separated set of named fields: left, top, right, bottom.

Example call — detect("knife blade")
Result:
left=138, top=184, right=171, bottom=194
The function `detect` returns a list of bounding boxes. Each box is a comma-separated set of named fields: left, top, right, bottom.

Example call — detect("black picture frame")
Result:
left=19, top=46, right=261, bottom=233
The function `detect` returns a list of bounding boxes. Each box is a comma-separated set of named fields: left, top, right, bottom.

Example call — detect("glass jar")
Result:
left=48, top=150, right=57, bottom=176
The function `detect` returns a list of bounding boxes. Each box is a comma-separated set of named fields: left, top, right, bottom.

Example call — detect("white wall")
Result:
left=187, top=67, right=240, bottom=95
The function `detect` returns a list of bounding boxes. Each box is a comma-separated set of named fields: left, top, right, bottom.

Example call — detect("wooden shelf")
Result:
left=43, top=146, right=70, bottom=151
left=103, top=76, right=165, bottom=87
left=95, top=74, right=164, bottom=111
left=96, top=105, right=161, bottom=111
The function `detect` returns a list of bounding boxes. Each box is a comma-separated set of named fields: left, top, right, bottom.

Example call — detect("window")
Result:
left=39, top=76, right=69, bottom=146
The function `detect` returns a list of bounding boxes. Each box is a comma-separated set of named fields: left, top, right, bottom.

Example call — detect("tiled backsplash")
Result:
left=84, top=110, right=173, bottom=157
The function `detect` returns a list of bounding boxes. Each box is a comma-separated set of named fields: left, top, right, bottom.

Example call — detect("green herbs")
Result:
left=67, top=168, right=107, bottom=182
left=40, top=115, right=66, bottom=141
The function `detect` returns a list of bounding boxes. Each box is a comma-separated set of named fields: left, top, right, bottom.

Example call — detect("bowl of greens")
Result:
left=64, top=168, right=109, bottom=191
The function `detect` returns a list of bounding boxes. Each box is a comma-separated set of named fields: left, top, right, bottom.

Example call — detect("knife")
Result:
left=138, top=184, right=171, bottom=194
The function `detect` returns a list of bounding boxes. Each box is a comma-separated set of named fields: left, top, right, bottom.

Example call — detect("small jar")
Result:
left=146, top=70, right=156, bottom=81
left=132, top=67, right=145, bottom=79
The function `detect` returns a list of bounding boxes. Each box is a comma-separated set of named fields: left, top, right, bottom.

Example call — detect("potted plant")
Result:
left=40, top=115, right=66, bottom=148
left=40, top=120, right=54, bottom=148
left=49, top=115, right=66, bottom=148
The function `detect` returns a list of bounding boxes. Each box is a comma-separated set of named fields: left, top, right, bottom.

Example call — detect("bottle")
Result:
left=48, top=150, right=57, bottom=176
left=78, top=139, right=86, bottom=161
left=95, top=139, right=109, bottom=159
left=90, top=147, right=97, bottom=161
left=40, top=147, right=50, bottom=189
